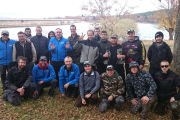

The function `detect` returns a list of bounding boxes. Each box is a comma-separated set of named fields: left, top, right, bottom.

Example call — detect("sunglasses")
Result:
left=2, top=34, right=9, bottom=36
left=106, top=69, right=113, bottom=71
left=161, top=65, right=169, bottom=68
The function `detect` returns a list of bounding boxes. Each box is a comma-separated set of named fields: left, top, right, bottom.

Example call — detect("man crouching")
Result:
left=126, top=61, right=157, bottom=120
left=99, top=65, right=125, bottom=112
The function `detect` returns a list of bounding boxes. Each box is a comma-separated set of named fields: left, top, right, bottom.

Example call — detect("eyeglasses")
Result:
left=161, top=65, right=169, bottom=68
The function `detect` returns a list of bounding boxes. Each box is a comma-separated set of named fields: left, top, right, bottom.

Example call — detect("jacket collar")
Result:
left=38, top=63, right=48, bottom=69
left=64, top=64, right=73, bottom=70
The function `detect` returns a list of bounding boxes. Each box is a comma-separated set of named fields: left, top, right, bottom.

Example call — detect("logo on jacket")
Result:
left=61, top=42, right=64, bottom=44
left=71, top=72, right=74, bottom=74
left=9, top=45, right=12, bottom=46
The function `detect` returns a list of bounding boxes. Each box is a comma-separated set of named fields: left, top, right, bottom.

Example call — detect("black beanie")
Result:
left=155, top=31, right=164, bottom=39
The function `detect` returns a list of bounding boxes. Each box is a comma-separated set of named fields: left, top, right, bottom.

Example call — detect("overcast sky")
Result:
left=0, top=0, right=161, bottom=18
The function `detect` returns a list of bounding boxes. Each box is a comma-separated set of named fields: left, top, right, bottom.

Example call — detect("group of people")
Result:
left=0, top=25, right=179, bottom=120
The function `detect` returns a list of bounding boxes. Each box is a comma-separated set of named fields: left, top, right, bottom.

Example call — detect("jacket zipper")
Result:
left=6, top=42, right=7, bottom=65
left=67, top=70, right=69, bottom=82
left=57, top=41, right=60, bottom=61
left=87, top=45, right=90, bottom=60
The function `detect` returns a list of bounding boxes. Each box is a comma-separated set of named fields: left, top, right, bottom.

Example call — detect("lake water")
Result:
left=0, top=22, right=170, bottom=40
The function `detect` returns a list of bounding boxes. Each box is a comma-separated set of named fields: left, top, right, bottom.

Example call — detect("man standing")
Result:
left=67, top=25, right=82, bottom=66
left=148, top=31, right=173, bottom=78
left=31, top=26, right=49, bottom=64
left=102, top=34, right=125, bottom=81
left=126, top=61, right=157, bottom=120
left=59, top=56, right=80, bottom=99
left=122, top=29, right=146, bottom=75
left=97, top=31, right=111, bottom=74
left=74, top=30, right=100, bottom=73
left=24, top=28, right=32, bottom=39
left=154, top=60, right=180, bottom=120
left=75, top=61, right=100, bottom=107
left=99, top=65, right=125, bottom=112
left=0, top=30, right=16, bottom=92
left=13, top=31, right=36, bottom=72
left=32, top=56, right=57, bottom=99
left=49, top=28, right=72, bottom=82
left=3, top=56, right=36, bottom=105
left=94, top=28, right=101, bottom=42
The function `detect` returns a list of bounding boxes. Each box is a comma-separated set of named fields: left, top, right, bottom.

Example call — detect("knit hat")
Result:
left=155, top=31, right=164, bottom=39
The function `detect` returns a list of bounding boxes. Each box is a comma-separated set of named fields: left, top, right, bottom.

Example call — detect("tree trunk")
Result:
left=168, top=28, right=174, bottom=40
left=173, top=0, right=180, bottom=75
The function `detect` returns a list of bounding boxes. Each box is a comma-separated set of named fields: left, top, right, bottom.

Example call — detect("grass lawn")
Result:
left=0, top=40, right=175, bottom=120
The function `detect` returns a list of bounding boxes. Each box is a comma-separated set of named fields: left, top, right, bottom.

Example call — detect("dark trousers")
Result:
left=3, top=83, right=36, bottom=105
left=149, top=68, right=160, bottom=80
left=125, top=64, right=129, bottom=75
left=99, top=94, right=125, bottom=112
left=155, top=96, right=179, bottom=119
left=0, top=65, right=8, bottom=91
left=79, top=63, right=96, bottom=74
left=51, top=61, right=64, bottom=85
left=75, top=92, right=98, bottom=107
left=97, top=62, right=106, bottom=75
left=26, top=62, right=34, bottom=75
left=65, top=83, right=79, bottom=99
left=34, top=79, right=57, bottom=100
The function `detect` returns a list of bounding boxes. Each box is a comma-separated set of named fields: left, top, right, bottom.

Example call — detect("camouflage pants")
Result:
left=99, top=94, right=125, bottom=112
left=130, top=95, right=157, bottom=119
left=155, top=96, right=179, bottom=120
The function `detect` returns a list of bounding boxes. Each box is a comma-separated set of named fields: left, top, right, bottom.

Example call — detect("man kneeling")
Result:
left=99, top=65, right=125, bottom=112
left=75, top=61, right=100, bottom=107
left=154, top=60, right=180, bottom=120
left=32, top=56, right=57, bottom=99
left=126, top=61, right=157, bottom=120
left=3, top=56, right=36, bottom=105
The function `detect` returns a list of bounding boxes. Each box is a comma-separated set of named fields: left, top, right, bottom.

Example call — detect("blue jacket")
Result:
left=59, top=63, right=80, bottom=94
left=0, top=39, right=16, bottom=65
left=32, top=63, right=56, bottom=85
left=48, top=37, right=72, bottom=62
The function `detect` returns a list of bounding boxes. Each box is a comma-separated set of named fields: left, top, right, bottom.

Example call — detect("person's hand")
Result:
left=26, top=39, right=31, bottom=43
left=82, top=98, right=86, bottom=105
left=79, top=33, right=85, bottom=41
left=85, top=93, right=91, bottom=99
left=65, top=42, right=70, bottom=49
left=170, top=97, right=175, bottom=103
left=117, top=54, right=124, bottom=59
left=62, top=93, right=65, bottom=97
left=140, top=65, right=144, bottom=70
left=33, top=91, right=38, bottom=98
left=108, top=95, right=113, bottom=101
left=141, top=96, right=150, bottom=105
left=117, top=41, right=122, bottom=45
left=50, top=43, right=56, bottom=50
left=131, top=99, right=138, bottom=105
left=17, top=88, right=25, bottom=96
left=38, top=81, right=44, bottom=85
left=64, top=83, right=70, bottom=89
left=103, top=52, right=109, bottom=58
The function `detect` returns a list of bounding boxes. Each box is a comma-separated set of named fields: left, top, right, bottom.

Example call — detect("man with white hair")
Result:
left=59, top=56, right=80, bottom=99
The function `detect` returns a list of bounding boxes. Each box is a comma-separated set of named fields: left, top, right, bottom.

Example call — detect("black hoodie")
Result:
left=122, top=36, right=146, bottom=65
left=148, top=42, right=173, bottom=70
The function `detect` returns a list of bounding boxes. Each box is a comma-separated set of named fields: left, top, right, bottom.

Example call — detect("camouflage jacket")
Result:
left=126, top=69, right=157, bottom=100
left=100, top=71, right=125, bottom=98
left=67, top=34, right=82, bottom=58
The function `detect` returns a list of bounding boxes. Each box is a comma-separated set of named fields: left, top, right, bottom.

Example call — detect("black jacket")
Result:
left=31, top=34, right=49, bottom=62
left=98, top=38, right=111, bottom=60
left=122, top=36, right=146, bottom=65
left=148, top=42, right=173, bottom=70
left=5, top=63, right=33, bottom=92
left=154, top=70, right=180, bottom=100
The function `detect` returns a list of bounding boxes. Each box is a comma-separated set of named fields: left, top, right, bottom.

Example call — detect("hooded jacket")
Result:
left=100, top=71, right=125, bottom=98
left=126, top=61, right=157, bottom=100
left=154, top=70, right=180, bottom=100
left=148, top=42, right=173, bottom=70
left=0, top=38, right=16, bottom=65
left=30, top=34, right=49, bottom=62
left=74, top=39, right=100, bottom=66
left=32, top=63, right=56, bottom=85
left=98, top=38, right=111, bottom=60
left=5, top=63, right=33, bottom=92
left=48, top=37, right=72, bottom=62
left=59, top=63, right=80, bottom=94
left=122, top=36, right=146, bottom=65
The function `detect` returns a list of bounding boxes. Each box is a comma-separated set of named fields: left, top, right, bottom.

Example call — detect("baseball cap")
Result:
left=83, top=61, right=91, bottom=66
left=127, top=29, right=135, bottom=34
left=39, top=56, right=47, bottom=61
left=111, top=34, right=118, bottom=39
left=106, top=65, right=114, bottom=70
left=1, top=30, right=9, bottom=35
